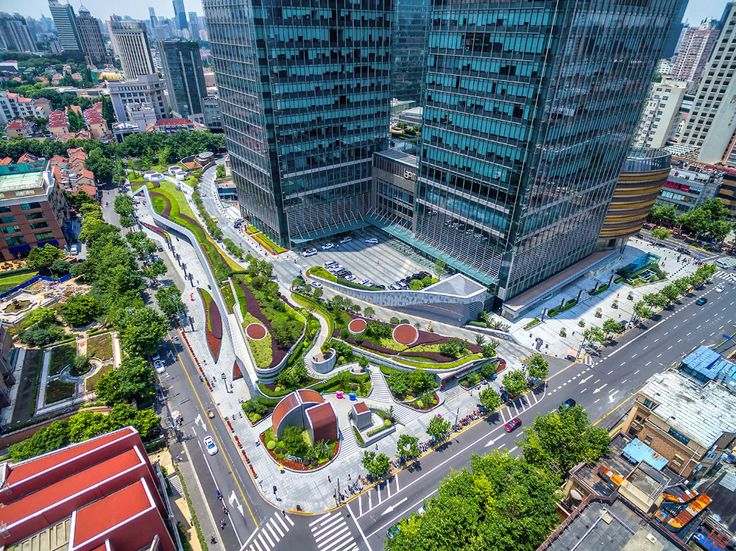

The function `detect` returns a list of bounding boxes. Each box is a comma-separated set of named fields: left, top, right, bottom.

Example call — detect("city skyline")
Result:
left=5, top=0, right=731, bottom=26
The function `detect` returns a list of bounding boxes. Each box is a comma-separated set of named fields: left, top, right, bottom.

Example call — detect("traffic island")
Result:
left=198, top=288, right=222, bottom=362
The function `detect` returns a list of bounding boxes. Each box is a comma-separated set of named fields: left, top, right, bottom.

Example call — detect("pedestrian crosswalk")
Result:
left=714, top=271, right=735, bottom=283
left=580, top=355, right=596, bottom=367
left=241, top=513, right=294, bottom=551
left=309, top=511, right=358, bottom=551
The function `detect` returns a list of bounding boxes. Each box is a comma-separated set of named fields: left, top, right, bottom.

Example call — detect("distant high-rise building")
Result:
left=661, top=1, right=687, bottom=59
left=148, top=7, right=157, bottom=29
left=172, top=0, right=187, bottom=31
left=203, top=0, right=392, bottom=244
left=158, top=40, right=206, bottom=119
left=671, top=22, right=719, bottom=86
left=109, top=19, right=155, bottom=79
left=188, top=12, right=199, bottom=40
left=48, top=0, right=82, bottom=53
left=0, top=13, right=36, bottom=53
left=633, top=79, right=688, bottom=149
left=109, top=74, right=167, bottom=123
left=414, top=0, right=686, bottom=307
left=76, top=8, right=107, bottom=65
left=391, top=0, right=429, bottom=103
left=680, top=3, right=736, bottom=164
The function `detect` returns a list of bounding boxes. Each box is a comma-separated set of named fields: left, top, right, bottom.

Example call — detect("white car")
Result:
left=154, top=360, right=165, bottom=374
left=715, top=287, right=724, bottom=293
left=301, top=248, right=317, bottom=257
left=204, top=436, right=218, bottom=456
left=152, top=353, right=161, bottom=362
left=321, top=242, right=335, bottom=250
left=340, top=236, right=353, bottom=244
left=310, top=281, right=323, bottom=289
left=344, top=274, right=356, bottom=282
left=364, top=237, right=379, bottom=245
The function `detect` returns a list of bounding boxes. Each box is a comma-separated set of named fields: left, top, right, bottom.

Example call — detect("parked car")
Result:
left=344, top=275, right=356, bottom=281
left=321, top=242, right=335, bottom=250
left=301, top=248, right=317, bottom=257
left=364, top=237, right=379, bottom=245
left=695, top=297, right=708, bottom=305
left=203, top=436, right=218, bottom=456
left=504, top=417, right=522, bottom=433
left=70, top=243, right=80, bottom=256
left=716, top=259, right=731, bottom=270
left=559, top=398, right=577, bottom=411
left=310, top=281, right=323, bottom=289
left=339, top=236, right=353, bottom=244
left=325, top=261, right=339, bottom=267
left=154, top=360, right=165, bottom=374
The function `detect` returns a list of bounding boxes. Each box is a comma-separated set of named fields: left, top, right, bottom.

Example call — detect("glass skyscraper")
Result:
left=159, top=40, right=206, bottom=118
left=391, top=0, right=429, bottom=103
left=203, top=0, right=392, bottom=245
left=415, top=0, right=685, bottom=301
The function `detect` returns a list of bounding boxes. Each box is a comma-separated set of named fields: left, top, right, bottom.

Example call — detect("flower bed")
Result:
left=198, top=289, right=222, bottom=362
left=404, top=392, right=440, bottom=411
left=259, top=427, right=339, bottom=471
left=252, top=232, right=287, bottom=255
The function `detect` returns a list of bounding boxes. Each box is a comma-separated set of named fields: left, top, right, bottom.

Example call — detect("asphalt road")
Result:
left=323, top=274, right=736, bottom=550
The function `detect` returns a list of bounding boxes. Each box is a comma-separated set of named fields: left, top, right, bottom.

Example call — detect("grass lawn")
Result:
left=10, top=349, right=43, bottom=424
left=244, top=310, right=273, bottom=369
left=0, top=271, right=37, bottom=294
left=45, top=379, right=75, bottom=404
left=148, top=181, right=240, bottom=280
left=49, top=344, right=77, bottom=376
left=221, top=282, right=235, bottom=314
left=86, top=333, right=113, bottom=362
left=85, top=363, right=113, bottom=392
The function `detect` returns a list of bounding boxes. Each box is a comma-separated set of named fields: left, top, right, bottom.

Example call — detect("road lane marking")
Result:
left=656, top=353, right=662, bottom=358
left=645, top=361, right=651, bottom=366
left=580, top=388, right=587, bottom=394
left=346, top=503, right=372, bottom=551
left=634, top=369, right=640, bottom=374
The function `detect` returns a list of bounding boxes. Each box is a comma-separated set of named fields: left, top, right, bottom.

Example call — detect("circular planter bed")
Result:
left=348, top=318, right=367, bottom=334
left=393, top=323, right=419, bottom=346
left=259, top=430, right=339, bottom=472
left=245, top=322, right=267, bottom=340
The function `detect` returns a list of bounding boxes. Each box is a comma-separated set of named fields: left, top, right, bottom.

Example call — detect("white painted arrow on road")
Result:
left=609, top=390, right=620, bottom=403
left=592, top=384, right=608, bottom=394
left=578, top=375, right=593, bottom=385
left=484, top=435, right=503, bottom=448
left=229, top=490, right=244, bottom=517
left=195, top=413, right=206, bottom=430
left=381, top=497, right=408, bottom=515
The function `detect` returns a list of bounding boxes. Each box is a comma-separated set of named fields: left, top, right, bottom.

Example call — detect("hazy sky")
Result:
left=6, top=0, right=733, bottom=24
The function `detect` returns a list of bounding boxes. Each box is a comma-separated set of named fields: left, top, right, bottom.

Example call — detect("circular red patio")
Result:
left=245, top=322, right=267, bottom=340
left=348, top=318, right=367, bottom=334
left=393, top=324, right=419, bottom=346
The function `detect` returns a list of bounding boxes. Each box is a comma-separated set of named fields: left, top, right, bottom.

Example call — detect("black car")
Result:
left=696, top=297, right=708, bottom=305
left=559, top=398, right=577, bottom=411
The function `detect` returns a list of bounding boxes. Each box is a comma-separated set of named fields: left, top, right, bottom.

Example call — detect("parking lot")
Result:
left=299, top=228, right=435, bottom=288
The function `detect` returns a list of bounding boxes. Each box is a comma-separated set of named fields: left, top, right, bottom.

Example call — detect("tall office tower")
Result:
left=680, top=3, right=736, bottom=164
left=203, top=0, right=392, bottom=245
left=172, top=0, right=187, bottom=31
left=187, top=12, right=199, bottom=40
left=670, top=22, right=719, bottom=86
left=148, top=8, right=157, bottom=29
left=633, top=79, right=688, bottom=149
left=0, top=13, right=37, bottom=53
left=48, top=0, right=82, bottom=53
left=391, top=0, right=429, bottom=103
left=76, top=9, right=107, bottom=65
left=415, top=0, right=685, bottom=303
left=159, top=40, right=206, bottom=118
left=110, top=19, right=156, bottom=79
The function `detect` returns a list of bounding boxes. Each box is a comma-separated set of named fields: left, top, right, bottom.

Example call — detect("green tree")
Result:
left=479, top=387, right=502, bottom=411
left=363, top=306, right=375, bottom=318
left=115, top=307, right=167, bottom=357
left=660, top=283, right=680, bottom=303
left=434, top=259, right=446, bottom=277
left=9, top=420, right=71, bottom=462
left=520, top=406, right=610, bottom=473
left=651, top=227, right=670, bottom=240
left=156, top=285, right=184, bottom=319
left=643, top=292, right=668, bottom=310
left=502, top=370, right=528, bottom=397
left=95, top=355, right=156, bottom=405
left=67, top=108, right=83, bottom=132
left=526, top=354, right=549, bottom=381
left=409, top=279, right=423, bottom=290
left=633, top=301, right=653, bottom=322
left=59, top=294, right=100, bottom=327
left=407, top=368, right=435, bottom=395
left=25, top=244, right=63, bottom=272
left=385, top=451, right=560, bottom=551
left=602, top=318, right=621, bottom=339
left=396, top=434, right=420, bottom=461
left=426, top=416, right=451, bottom=441
left=281, top=426, right=309, bottom=458
left=474, top=334, right=486, bottom=347
left=143, top=258, right=167, bottom=282
left=126, top=231, right=157, bottom=259
left=481, top=341, right=497, bottom=358
left=582, top=326, right=606, bottom=346
left=362, top=451, right=391, bottom=479
left=50, top=259, right=71, bottom=276
left=86, top=147, right=114, bottom=183
left=114, top=194, right=134, bottom=218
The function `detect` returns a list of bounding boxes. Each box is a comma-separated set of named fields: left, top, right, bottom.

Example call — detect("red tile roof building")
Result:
left=152, top=117, right=196, bottom=133
left=48, top=109, right=69, bottom=139
left=0, top=427, right=178, bottom=551
left=48, top=148, right=97, bottom=197
left=272, top=389, right=338, bottom=443
left=4, top=119, right=33, bottom=138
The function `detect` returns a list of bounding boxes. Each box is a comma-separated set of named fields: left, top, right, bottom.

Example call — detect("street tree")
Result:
left=660, top=283, right=680, bottom=303
left=502, top=370, right=528, bottom=397
left=520, top=406, right=610, bottom=473
left=633, top=301, right=653, bottom=322
left=648, top=204, right=677, bottom=226
left=582, top=326, right=606, bottom=346
left=526, top=354, right=549, bottom=381
left=59, top=294, right=100, bottom=327
left=363, top=306, right=375, bottom=318
left=481, top=341, right=497, bottom=358
left=426, top=416, right=451, bottom=442
left=26, top=244, right=63, bottom=272
left=115, top=306, right=167, bottom=357
left=602, top=318, right=621, bottom=340
left=643, top=292, right=668, bottom=310
left=651, top=227, right=670, bottom=240
left=50, top=259, right=71, bottom=276
left=85, top=147, right=114, bottom=182
left=396, top=434, right=420, bottom=461
left=362, top=451, right=391, bottom=479
left=114, top=195, right=134, bottom=218
left=143, top=258, right=167, bottom=282
left=126, top=231, right=157, bottom=259
left=478, top=388, right=501, bottom=411
left=155, top=285, right=185, bottom=320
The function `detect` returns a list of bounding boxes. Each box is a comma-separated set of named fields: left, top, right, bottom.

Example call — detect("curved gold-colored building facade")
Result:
left=598, top=148, right=671, bottom=250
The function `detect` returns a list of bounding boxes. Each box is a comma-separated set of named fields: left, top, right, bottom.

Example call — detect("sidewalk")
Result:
left=510, top=238, right=700, bottom=358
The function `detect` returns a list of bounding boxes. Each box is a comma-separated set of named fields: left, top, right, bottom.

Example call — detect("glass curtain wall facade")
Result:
left=392, top=0, right=429, bottom=103
left=159, top=40, right=207, bottom=118
left=203, top=0, right=392, bottom=245
left=415, top=0, right=685, bottom=301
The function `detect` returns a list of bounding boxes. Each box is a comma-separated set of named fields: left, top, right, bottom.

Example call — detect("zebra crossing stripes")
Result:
left=309, top=511, right=358, bottom=551
left=714, top=271, right=735, bottom=282
left=242, top=513, right=294, bottom=551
